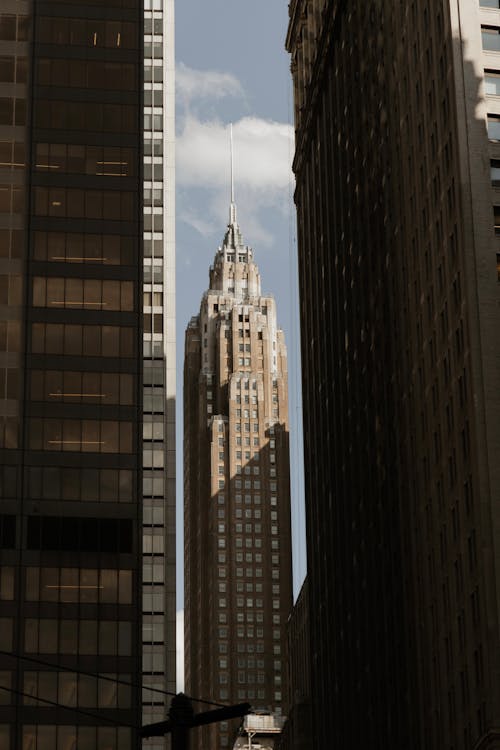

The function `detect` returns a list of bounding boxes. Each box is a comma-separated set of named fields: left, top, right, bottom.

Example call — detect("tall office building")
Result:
left=142, top=0, right=176, bottom=743
left=0, top=0, right=144, bottom=748
left=184, top=198, right=293, bottom=750
left=287, top=1, right=500, bottom=749
left=280, top=579, right=311, bottom=750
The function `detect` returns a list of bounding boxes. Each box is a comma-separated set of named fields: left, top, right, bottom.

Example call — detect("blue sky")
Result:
left=175, top=0, right=306, bottom=683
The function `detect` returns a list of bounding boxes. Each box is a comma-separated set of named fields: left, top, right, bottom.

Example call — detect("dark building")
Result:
left=0, top=1, right=144, bottom=748
left=280, top=580, right=311, bottom=750
left=184, top=200, right=293, bottom=750
left=286, top=1, right=500, bottom=749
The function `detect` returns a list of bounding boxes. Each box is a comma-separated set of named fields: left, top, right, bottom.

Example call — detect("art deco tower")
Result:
left=184, top=195, right=293, bottom=750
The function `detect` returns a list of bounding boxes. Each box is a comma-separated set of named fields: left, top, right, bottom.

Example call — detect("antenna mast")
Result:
left=229, top=124, right=236, bottom=224
left=230, top=123, right=234, bottom=204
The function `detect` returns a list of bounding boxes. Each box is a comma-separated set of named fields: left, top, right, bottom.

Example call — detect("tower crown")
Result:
left=209, top=207, right=260, bottom=298
left=209, top=125, right=260, bottom=297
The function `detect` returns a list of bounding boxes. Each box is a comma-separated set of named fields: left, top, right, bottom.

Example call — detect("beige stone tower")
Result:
left=184, top=197, right=293, bottom=750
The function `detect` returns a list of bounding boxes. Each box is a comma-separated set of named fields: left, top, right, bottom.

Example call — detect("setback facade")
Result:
left=184, top=202, right=293, bottom=750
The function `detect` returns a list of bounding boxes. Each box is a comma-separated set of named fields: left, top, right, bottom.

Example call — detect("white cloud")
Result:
left=178, top=208, right=217, bottom=238
left=176, top=62, right=244, bottom=105
left=177, top=116, right=293, bottom=192
left=176, top=609, right=184, bottom=692
left=177, top=116, right=294, bottom=246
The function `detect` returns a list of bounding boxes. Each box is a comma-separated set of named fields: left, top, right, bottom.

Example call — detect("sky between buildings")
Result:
left=175, top=0, right=306, bottom=685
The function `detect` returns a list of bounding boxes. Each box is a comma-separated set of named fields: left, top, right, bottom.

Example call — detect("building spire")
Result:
left=218, top=122, right=248, bottom=254
left=229, top=123, right=237, bottom=225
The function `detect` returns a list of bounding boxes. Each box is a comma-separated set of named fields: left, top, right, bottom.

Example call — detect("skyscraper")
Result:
left=141, top=0, right=176, bottom=743
left=280, top=579, right=311, bottom=750
left=0, top=1, right=144, bottom=748
left=184, top=195, right=293, bottom=750
left=287, top=1, right=500, bottom=749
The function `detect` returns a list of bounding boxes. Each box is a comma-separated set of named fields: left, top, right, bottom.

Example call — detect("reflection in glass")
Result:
left=60, top=568, right=79, bottom=602
left=31, top=323, right=135, bottom=358
left=79, top=620, right=97, bottom=655
left=0, top=566, right=14, bottom=599
left=99, top=675, right=118, bottom=708
left=31, top=370, right=133, bottom=404
left=23, top=672, right=38, bottom=705
left=40, top=567, right=59, bottom=601
left=0, top=672, right=11, bottom=705
left=37, top=725, right=57, bottom=750
left=58, top=673, right=78, bottom=707
left=488, top=116, right=500, bottom=141
left=32, top=276, right=134, bottom=311
left=482, top=28, right=500, bottom=52
left=35, top=143, right=134, bottom=176
left=39, top=619, right=58, bottom=653
left=485, top=74, right=500, bottom=96
left=38, top=672, right=57, bottom=706
left=79, top=674, right=98, bottom=707
left=99, top=621, right=116, bottom=656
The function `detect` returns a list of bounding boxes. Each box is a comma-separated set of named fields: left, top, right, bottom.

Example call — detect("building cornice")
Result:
left=285, top=0, right=306, bottom=53
left=289, top=0, right=347, bottom=180
left=473, top=729, right=500, bottom=750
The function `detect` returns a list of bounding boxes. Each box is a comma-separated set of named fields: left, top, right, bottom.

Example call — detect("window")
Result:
left=26, top=568, right=132, bottom=604
left=0, top=619, right=12, bottom=650
left=31, top=370, right=133, bottom=406
left=0, top=567, right=13, bottom=600
left=491, top=159, right=500, bottom=186
left=0, top=15, right=29, bottom=42
left=482, top=26, right=500, bottom=51
left=29, top=466, right=133, bottom=503
left=35, top=144, right=135, bottom=177
left=38, top=16, right=137, bottom=48
left=480, top=0, right=500, bottom=7
left=488, top=114, right=500, bottom=140
left=0, top=56, right=26, bottom=83
left=25, top=619, right=131, bottom=656
left=21, top=726, right=131, bottom=749
left=38, top=58, right=137, bottom=89
left=485, top=71, right=500, bottom=96
left=36, top=99, right=136, bottom=134
left=34, top=187, right=134, bottom=221
left=29, top=418, right=132, bottom=453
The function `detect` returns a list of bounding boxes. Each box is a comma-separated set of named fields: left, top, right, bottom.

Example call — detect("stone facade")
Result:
left=184, top=203, right=293, bottom=750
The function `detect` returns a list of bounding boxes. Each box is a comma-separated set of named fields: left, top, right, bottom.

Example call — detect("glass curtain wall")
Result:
left=0, top=0, right=144, bottom=746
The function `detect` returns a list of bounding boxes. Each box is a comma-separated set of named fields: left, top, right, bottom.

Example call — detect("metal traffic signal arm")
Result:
left=141, top=692, right=251, bottom=750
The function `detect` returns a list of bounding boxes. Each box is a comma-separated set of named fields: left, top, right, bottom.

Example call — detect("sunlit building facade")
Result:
left=141, top=0, right=176, bottom=745
left=184, top=201, right=292, bottom=750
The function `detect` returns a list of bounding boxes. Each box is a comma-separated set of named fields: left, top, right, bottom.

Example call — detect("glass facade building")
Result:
left=0, top=0, right=176, bottom=747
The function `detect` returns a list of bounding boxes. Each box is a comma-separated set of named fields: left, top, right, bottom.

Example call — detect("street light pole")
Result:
left=140, top=692, right=251, bottom=750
